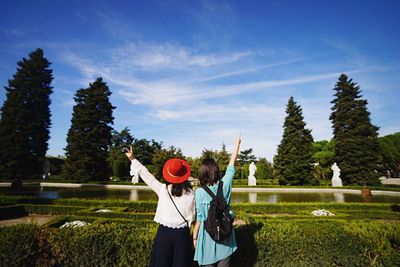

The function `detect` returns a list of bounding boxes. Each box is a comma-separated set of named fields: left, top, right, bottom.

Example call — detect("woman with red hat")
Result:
left=125, top=146, right=194, bottom=267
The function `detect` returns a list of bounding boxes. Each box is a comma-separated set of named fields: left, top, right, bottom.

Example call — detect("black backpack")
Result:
left=202, top=181, right=233, bottom=242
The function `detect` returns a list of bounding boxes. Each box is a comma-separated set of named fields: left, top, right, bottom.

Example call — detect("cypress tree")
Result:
left=330, top=74, right=381, bottom=185
left=0, top=48, right=53, bottom=180
left=62, top=78, right=115, bottom=181
left=274, top=97, right=316, bottom=185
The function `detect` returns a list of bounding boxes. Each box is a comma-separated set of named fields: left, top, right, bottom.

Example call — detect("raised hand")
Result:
left=125, top=145, right=134, bottom=161
left=229, top=133, right=241, bottom=165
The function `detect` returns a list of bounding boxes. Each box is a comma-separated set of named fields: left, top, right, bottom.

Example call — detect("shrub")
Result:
left=233, top=220, right=400, bottom=266
left=278, top=177, right=289, bottom=185
left=0, top=224, right=39, bottom=267
left=1, top=220, right=398, bottom=266
left=0, top=205, right=27, bottom=220
left=112, top=160, right=130, bottom=178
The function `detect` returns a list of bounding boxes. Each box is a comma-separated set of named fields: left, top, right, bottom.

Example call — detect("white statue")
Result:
left=331, top=162, right=342, bottom=187
left=248, top=162, right=257, bottom=186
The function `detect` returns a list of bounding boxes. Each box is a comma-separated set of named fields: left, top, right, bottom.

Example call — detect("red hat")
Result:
left=162, top=158, right=191, bottom=184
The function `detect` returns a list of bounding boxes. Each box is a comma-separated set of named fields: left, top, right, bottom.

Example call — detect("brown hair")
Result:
left=198, top=158, right=221, bottom=186
left=167, top=181, right=193, bottom=197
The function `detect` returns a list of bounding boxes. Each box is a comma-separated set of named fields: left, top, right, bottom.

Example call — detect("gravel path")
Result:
left=0, top=214, right=57, bottom=227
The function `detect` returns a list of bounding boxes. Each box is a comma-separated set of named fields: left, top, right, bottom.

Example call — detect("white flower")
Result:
left=60, top=220, right=91, bottom=228
left=311, top=209, right=335, bottom=216
left=95, top=209, right=112, bottom=213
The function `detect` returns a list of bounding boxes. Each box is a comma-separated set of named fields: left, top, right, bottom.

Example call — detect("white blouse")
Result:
left=130, top=159, right=195, bottom=228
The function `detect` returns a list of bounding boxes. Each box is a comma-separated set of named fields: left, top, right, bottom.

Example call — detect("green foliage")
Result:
left=1, top=219, right=399, bottom=266
left=0, top=224, right=39, bottom=267
left=216, top=143, right=231, bottom=173
left=112, top=160, right=130, bottom=178
left=134, top=138, right=163, bottom=166
left=255, top=158, right=274, bottom=179
left=330, top=74, right=382, bottom=185
left=199, top=143, right=232, bottom=175
left=378, top=132, right=400, bottom=177
left=242, top=163, right=250, bottom=179
left=0, top=205, right=27, bottom=219
left=234, top=220, right=400, bottom=266
left=187, top=157, right=200, bottom=178
left=312, top=140, right=335, bottom=180
left=1, top=195, right=400, bottom=266
left=274, top=97, right=317, bottom=185
left=46, top=223, right=119, bottom=267
left=62, top=78, right=115, bottom=182
left=108, top=127, right=134, bottom=177
left=0, top=48, right=53, bottom=180
left=238, top=148, right=256, bottom=164
left=47, top=156, right=65, bottom=176
left=151, top=145, right=184, bottom=180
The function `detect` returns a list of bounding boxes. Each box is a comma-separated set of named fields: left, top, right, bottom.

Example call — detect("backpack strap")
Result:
left=202, top=181, right=226, bottom=210
left=167, top=188, right=189, bottom=228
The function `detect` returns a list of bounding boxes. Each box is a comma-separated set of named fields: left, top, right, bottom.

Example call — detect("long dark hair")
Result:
left=168, top=181, right=193, bottom=197
left=198, top=158, right=221, bottom=186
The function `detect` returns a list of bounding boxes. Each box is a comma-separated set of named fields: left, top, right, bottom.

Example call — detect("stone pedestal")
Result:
left=248, top=175, right=257, bottom=186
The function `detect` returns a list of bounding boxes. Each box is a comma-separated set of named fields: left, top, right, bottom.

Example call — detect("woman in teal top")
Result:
left=193, top=135, right=241, bottom=267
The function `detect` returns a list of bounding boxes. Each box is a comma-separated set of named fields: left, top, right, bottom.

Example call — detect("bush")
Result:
left=1, top=220, right=399, bottom=266
left=0, top=205, right=27, bottom=220
left=278, top=177, right=289, bottom=185
left=233, top=220, right=400, bottom=266
left=112, top=160, right=130, bottom=178
left=48, top=157, right=65, bottom=176
left=0, top=224, right=39, bottom=267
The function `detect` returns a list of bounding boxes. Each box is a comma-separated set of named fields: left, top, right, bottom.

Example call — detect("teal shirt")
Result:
left=194, top=165, right=237, bottom=265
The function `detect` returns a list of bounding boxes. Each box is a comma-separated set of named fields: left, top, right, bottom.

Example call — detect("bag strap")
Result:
left=202, top=181, right=226, bottom=210
left=167, top=188, right=189, bottom=228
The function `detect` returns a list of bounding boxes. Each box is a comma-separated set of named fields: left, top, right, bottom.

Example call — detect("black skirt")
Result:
left=149, top=224, right=193, bottom=267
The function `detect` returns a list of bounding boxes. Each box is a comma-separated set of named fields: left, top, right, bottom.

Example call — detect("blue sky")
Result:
left=1, top=0, right=399, bottom=160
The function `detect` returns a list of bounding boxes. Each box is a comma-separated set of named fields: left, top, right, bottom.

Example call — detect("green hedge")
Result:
left=0, top=205, right=27, bottom=220
left=0, top=224, right=39, bottom=267
left=233, top=220, right=400, bottom=266
left=1, top=220, right=399, bottom=266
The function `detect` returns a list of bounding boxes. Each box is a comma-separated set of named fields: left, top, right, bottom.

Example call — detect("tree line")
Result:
left=0, top=49, right=399, bottom=186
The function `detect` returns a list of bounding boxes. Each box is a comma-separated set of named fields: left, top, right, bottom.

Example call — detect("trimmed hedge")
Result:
left=1, top=220, right=399, bottom=266
left=233, top=220, right=400, bottom=266
left=0, top=224, right=39, bottom=267
left=0, top=205, right=27, bottom=220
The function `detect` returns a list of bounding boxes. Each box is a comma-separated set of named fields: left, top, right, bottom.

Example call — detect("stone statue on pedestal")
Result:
left=331, top=162, right=342, bottom=187
left=248, top=162, right=257, bottom=186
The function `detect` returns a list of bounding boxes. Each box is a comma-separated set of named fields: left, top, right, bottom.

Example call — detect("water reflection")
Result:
left=266, top=194, right=278, bottom=203
left=333, top=192, right=345, bottom=203
left=39, top=186, right=59, bottom=199
left=248, top=192, right=257, bottom=203
left=130, top=189, right=138, bottom=201
left=0, top=186, right=399, bottom=203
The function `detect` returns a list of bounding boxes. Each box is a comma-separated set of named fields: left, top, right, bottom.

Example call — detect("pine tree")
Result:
left=330, top=74, right=381, bottom=185
left=0, top=48, right=53, bottom=180
left=274, top=97, right=316, bottom=185
left=62, top=78, right=115, bottom=181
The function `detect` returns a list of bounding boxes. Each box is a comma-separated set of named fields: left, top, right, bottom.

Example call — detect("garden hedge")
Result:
left=1, top=220, right=399, bottom=267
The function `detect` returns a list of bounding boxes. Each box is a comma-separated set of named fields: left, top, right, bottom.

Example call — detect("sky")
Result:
left=0, top=0, right=399, bottom=161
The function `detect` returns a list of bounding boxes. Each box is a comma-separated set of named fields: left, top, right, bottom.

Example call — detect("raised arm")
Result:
left=125, top=146, right=162, bottom=194
left=229, top=134, right=241, bottom=166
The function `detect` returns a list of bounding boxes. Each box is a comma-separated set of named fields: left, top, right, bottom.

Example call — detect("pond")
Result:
left=1, top=185, right=399, bottom=203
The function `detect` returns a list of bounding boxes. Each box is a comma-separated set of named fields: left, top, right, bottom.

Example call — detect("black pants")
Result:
left=149, top=224, right=193, bottom=267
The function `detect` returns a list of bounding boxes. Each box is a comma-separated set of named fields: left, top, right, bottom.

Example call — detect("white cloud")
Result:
left=59, top=38, right=393, bottom=160
left=111, top=42, right=251, bottom=70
